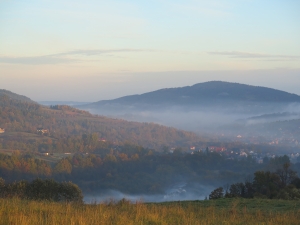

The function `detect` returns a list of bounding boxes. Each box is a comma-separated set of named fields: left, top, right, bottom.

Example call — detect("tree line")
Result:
left=2, top=147, right=299, bottom=195
left=209, top=162, right=300, bottom=200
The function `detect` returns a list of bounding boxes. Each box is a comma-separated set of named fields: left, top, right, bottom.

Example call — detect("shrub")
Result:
left=0, top=177, right=83, bottom=202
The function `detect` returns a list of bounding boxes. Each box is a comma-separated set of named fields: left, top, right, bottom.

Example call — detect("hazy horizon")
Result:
left=1, top=1, right=299, bottom=101
left=5, top=72, right=300, bottom=102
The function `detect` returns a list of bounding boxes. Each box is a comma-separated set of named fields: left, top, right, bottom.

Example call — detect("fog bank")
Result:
left=84, top=184, right=214, bottom=203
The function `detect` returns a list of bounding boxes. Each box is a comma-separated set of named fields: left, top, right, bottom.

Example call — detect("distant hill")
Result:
left=39, top=101, right=91, bottom=106
left=77, top=81, right=300, bottom=132
left=0, top=89, right=35, bottom=103
left=85, top=81, right=300, bottom=108
left=0, top=90, right=203, bottom=150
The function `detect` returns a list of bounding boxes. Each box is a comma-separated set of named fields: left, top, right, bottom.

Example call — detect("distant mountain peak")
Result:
left=87, top=81, right=300, bottom=107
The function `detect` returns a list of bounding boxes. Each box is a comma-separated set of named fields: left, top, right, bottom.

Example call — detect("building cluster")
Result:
left=185, top=144, right=300, bottom=164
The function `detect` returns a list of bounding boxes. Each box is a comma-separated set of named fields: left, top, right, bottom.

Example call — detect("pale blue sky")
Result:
left=0, top=0, right=299, bottom=101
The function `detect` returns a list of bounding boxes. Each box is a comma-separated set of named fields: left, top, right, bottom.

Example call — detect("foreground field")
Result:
left=0, top=198, right=300, bottom=225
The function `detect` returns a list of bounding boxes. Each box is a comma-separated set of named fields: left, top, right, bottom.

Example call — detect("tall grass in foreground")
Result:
left=0, top=198, right=300, bottom=225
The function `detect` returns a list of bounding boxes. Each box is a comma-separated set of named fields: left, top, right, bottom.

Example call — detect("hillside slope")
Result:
left=0, top=92, right=203, bottom=150
left=0, top=89, right=35, bottom=103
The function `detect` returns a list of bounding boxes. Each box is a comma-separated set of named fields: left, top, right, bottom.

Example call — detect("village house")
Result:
left=209, top=146, right=227, bottom=152
left=37, top=128, right=49, bottom=135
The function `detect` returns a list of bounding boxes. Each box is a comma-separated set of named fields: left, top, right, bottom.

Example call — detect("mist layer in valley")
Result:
left=80, top=102, right=300, bottom=145
left=77, top=82, right=300, bottom=146
left=84, top=183, right=214, bottom=203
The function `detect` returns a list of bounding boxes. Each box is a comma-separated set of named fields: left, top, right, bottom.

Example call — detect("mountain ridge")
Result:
left=87, top=81, right=300, bottom=107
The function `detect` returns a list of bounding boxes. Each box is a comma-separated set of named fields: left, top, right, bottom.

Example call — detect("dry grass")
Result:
left=0, top=198, right=300, bottom=225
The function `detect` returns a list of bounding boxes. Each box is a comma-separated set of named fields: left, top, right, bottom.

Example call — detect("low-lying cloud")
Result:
left=0, top=49, right=152, bottom=65
left=0, top=55, right=78, bottom=65
left=207, top=51, right=300, bottom=61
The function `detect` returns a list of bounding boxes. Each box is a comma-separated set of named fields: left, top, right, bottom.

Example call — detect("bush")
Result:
left=0, top=177, right=83, bottom=202
left=57, top=181, right=83, bottom=202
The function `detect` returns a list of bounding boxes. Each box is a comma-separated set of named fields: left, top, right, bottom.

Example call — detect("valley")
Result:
left=1, top=82, right=300, bottom=202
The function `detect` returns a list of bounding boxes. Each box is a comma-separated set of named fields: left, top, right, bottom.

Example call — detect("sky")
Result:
left=0, top=0, right=300, bottom=101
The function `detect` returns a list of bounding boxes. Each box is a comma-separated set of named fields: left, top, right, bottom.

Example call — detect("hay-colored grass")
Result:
left=0, top=198, right=300, bottom=225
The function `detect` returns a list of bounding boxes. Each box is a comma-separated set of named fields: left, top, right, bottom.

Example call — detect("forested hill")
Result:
left=86, top=81, right=300, bottom=107
left=0, top=89, right=35, bottom=103
left=0, top=91, right=202, bottom=150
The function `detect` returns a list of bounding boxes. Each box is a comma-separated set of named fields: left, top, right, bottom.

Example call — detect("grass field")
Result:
left=0, top=198, right=300, bottom=225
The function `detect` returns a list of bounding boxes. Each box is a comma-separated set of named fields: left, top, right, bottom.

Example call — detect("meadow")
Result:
left=0, top=198, right=300, bottom=225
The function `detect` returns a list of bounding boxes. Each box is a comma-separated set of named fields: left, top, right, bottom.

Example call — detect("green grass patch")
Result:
left=157, top=198, right=300, bottom=213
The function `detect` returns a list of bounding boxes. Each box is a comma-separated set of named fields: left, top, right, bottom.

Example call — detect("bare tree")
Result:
left=276, top=163, right=297, bottom=188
